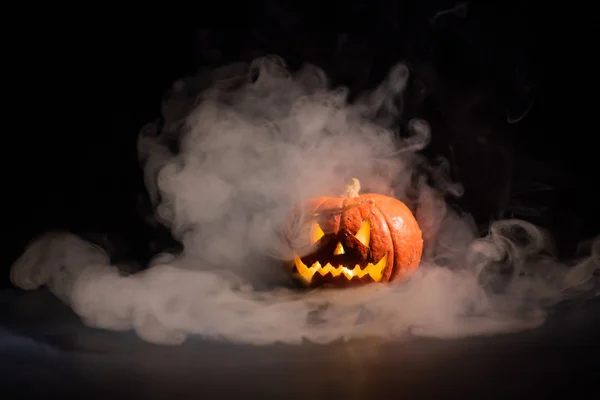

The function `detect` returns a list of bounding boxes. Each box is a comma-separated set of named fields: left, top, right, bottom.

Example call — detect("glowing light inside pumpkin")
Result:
left=333, top=241, right=345, bottom=255
left=293, top=252, right=388, bottom=283
left=354, top=219, right=370, bottom=247
left=310, top=221, right=325, bottom=245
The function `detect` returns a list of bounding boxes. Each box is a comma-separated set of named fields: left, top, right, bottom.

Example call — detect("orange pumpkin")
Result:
left=283, top=178, right=423, bottom=288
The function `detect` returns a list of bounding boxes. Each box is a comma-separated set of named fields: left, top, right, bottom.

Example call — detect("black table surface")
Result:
left=1, top=288, right=599, bottom=399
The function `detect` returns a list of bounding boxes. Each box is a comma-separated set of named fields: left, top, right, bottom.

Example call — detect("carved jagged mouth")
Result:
left=293, top=252, right=388, bottom=284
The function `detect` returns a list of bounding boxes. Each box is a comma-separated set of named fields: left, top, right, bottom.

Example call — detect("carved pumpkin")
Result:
left=283, top=178, right=423, bottom=288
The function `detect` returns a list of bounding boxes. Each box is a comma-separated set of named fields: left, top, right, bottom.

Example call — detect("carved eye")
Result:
left=354, top=219, right=370, bottom=247
left=310, top=221, right=325, bottom=245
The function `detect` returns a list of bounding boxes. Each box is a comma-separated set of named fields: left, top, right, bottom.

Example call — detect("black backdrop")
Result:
left=4, top=1, right=598, bottom=289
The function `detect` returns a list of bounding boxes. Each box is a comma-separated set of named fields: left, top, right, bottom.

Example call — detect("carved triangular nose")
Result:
left=333, top=241, right=345, bottom=255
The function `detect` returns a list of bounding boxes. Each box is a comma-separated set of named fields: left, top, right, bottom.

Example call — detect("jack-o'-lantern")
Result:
left=283, top=178, right=423, bottom=288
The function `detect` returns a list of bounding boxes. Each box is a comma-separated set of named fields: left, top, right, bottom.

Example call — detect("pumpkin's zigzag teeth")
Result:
left=293, top=252, right=388, bottom=283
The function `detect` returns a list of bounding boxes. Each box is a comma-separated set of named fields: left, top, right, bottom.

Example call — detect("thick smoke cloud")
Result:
left=10, top=56, right=600, bottom=345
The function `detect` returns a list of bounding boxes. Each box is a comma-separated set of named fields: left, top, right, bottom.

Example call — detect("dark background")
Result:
left=3, top=3, right=597, bottom=283
left=3, top=5, right=598, bottom=284
left=2, top=1, right=600, bottom=398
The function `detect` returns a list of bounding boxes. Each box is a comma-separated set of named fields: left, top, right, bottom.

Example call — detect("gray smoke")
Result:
left=10, top=56, right=600, bottom=345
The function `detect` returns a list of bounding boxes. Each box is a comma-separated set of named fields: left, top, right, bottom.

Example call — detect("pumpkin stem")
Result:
left=342, top=177, right=361, bottom=198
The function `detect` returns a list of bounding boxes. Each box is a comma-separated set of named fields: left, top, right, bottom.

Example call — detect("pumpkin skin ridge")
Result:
left=367, top=194, right=422, bottom=281
left=373, top=200, right=402, bottom=281
left=366, top=202, right=396, bottom=281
